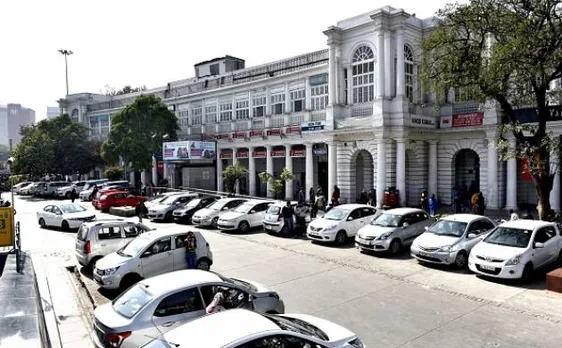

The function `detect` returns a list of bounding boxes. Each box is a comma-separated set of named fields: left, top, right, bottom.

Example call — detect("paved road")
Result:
left=13, top=195, right=562, bottom=348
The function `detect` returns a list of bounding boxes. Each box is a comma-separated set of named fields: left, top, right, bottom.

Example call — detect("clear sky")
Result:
left=0, top=0, right=451, bottom=120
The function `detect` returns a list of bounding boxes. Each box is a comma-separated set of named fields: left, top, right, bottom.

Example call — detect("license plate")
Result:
left=479, top=264, right=495, bottom=271
left=417, top=251, right=429, bottom=257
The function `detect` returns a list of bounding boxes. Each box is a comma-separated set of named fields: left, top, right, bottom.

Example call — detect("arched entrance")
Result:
left=353, top=150, right=374, bottom=202
left=454, top=149, right=480, bottom=191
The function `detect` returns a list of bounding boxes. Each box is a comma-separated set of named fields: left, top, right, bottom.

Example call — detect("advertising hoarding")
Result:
left=163, top=141, right=216, bottom=161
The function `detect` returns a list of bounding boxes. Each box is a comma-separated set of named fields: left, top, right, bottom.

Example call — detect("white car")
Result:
left=141, top=309, right=365, bottom=348
left=55, top=180, right=87, bottom=198
left=262, top=201, right=310, bottom=235
left=307, top=204, right=379, bottom=244
left=217, top=200, right=272, bottom=233
left=355, top=208, right=432, bottom=254
left=468, top=220, right=562, bottom=281
left=37, top=203, right=96, bottom=230
left=15, top=182, right=34, bottom=194
left=147, top=193, right=198, bottom=222
left=13, top=181, right=32, bottom=193
left=191, top=198, right=248, bottom=228
left=93, top=230, right=213, bottom=290
left=144, top=192, right=182, bottom=209
left=411, top=214, right=496, bottom=268
left=93, top=270, right=285, bottom=348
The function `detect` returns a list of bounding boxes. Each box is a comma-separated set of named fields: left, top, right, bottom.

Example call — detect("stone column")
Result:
left=384, top=31, right=392, bottom=97
left=305, top=143, right=314, bottom=201
left=285, top=82, right=291, bottom=113
left=376, top=29, right=385, bottom=98
left=506, top=138, right=518, bottom=210
left=396, top=28, right=405, bottom=97
left=328, top=142, right=337, bottom=201
left=285, top=145, right=293, bottom=200
left=266, top=145, right=274, bottom=198
left=151, top=156, right=158, bottom=186
left=216, top=155, right=223, bottom=193
left=396, top=139, right=406, bottom=206
left=336, top=46, right=344, bottom=104
left=305, top=77, right=312, bottom=110
left=376, top=139, right=386, bottom=208
left=232, top=152, right=240, bottom=194
left=487, top=135, right=499, bottom=209
left=248, top=147, right=256, bottom=196
left=328, top=45, right=337, bottom=105
left=163, top=163, right=170, bottom=184
left=248, top=90, right=254, bottom=118
left=550, top=147, right=561, bottom=212
left=346, top=66, right=353, bottom=104
left=428, top=140, right=438, bottom=198
left=265, top=88, right=271, bottom=115
left=140, top=171, right=148, bottom=186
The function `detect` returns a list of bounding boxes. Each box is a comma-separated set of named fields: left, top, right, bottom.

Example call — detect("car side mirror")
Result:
left=467, top=233, right=477, bottom=239
left=222, top=207, right=229, bottom=211
left=424, top=226, right=429, bottom=231
left=142, top=250, right=153, bottom=257
left=534, top=242, right=545, bottom=249
left=250, top=210, right=256, bottom=214
left=402, top=222, right=409, bottom=228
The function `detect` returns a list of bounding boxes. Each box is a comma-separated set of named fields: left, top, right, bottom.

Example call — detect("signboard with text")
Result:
left=0, top=207, right=14, bottom=247
left=236, top=151, right=249, bottom=159
left=301, top=121, right=326, bottom=132
left=271, top=150, right=286, bottom=158
left=290, top=149, right=306, bottom=157
left=452, top=112, right=484, bottom=127
left=188, top=141, right=217, bottom=160
left=410, top=115, right=437, bottom=128
left=163, top=141, right=217, bottom=161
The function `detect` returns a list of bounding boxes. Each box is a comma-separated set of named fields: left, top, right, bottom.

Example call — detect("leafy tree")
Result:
left=422, top=0, right=562, bottom=219
left=105, top=166, right=125, bottom=181
left=258, top=168, right=293, bottom=199
left=102, top=94, right=180, bottom=171
left=222, top=164, right=248, bottom=194
left=11, top=130, right=55, bottom=176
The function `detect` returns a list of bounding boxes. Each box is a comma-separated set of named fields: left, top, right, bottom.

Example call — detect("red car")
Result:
left=94, top=190, right=146, bottom=212
left=92, top=188, right=127, bottom=208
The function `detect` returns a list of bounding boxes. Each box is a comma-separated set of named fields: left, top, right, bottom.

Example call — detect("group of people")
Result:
left=358, top=188, right=377, bottom=206
left=450, top=182, right=486, bottom=215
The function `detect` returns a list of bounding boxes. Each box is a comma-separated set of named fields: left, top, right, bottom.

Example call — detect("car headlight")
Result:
left=439, top=245, right=452, bottom=252
left=349, top=338, right=365, bottom=348
left=379, top=232, right=393, bottom=240
left=104, top=267, right=120, bottom=276
left=323, top=224, right=338, bottom=231
left=506, top=254, right=522, bottom=266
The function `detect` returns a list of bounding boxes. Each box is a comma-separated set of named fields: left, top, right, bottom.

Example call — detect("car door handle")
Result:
left=100, top=244, right=106, bottom=247
left=167, top=251, right=172, bottom=255
left=161, top=321, right=175, bottom=327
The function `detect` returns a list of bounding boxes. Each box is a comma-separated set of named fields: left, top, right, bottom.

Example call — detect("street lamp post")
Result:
left=58, top=49, right=73, bottom=96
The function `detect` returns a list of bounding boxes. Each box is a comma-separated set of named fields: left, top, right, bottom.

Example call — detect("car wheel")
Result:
left=389, top=239, right=402, bottom=255
left=87, top=257, right=101, bottom=273
left=280, top=225, right=289, bottom=237
left=61, top=220, right=70, bottom=231
left=521, top=263, right=534, bottom=282
left=238, top=221, right=250, bottom=233
left=196, top=258, right=211, bottom=271
left=557, top=250, right=562, bottom=266
left=211, top=217, right=219, bottom=228
left=65, top=192, right=71, bottom=199
left=120, top=273, right=142, bottom=291
left=165, top=211, right=173, bottom=222
left=454, top=251, right=468, bottom=268
left=39, top=218, right=46, bottom=228
left=335, top=230, right=347, bottom=245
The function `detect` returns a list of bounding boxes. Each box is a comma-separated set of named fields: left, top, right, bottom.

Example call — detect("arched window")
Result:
left=71, top=108, right=79, bottom=117
left=404, top=45, right=415, bottom=102
left=352, top=45, right=375, bottom=104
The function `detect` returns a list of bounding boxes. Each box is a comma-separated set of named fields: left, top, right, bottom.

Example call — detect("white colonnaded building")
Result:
left=58, top=6, right=562, bottom=212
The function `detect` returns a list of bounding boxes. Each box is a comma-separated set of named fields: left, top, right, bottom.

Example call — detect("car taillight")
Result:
left=84, top=241, right=91, bottom=254
left=105, top=331, right=131, bottom=347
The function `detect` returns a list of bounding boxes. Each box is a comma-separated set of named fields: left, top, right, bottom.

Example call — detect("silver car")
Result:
left=147, top=193, right=199, bottom=222
left=92, top=270, right=285, bottom=348
left=191, top=198, right=248, bottom=228
left=411, top=214, right=497, bottom=268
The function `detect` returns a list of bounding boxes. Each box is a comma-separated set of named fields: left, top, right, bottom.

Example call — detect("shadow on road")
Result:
left=416, top=261, right=473, bottom=275
left=0, top=253, right=7, bottom=277
left=311, top=239, right=357, bottom=249
left=98, top=287, right=120, bottom=301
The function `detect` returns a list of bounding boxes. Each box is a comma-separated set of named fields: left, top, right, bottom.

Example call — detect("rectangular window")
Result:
left=235, top=100, right=249, bottom=120
left=99, top=115, right=111, bottom=136
left=205, top=105, right=217, bottom=123
left=405, top=62, right=414, bottom=102
left=271, top=93, right=285, bottom=115
left=290, top=89, right=305, bottom=112
left=191, top=107, right=202, bottom=125
left=178, top=109, right=189, bottom=128
left=219, top=102, right=232, bottom=122
left=252, top=95, right=266, bottom=117
left=352, top=61, right=375, bottom=103
left=344, top=69, right=348, bottom=104
left=210, top=63, right=219, bottom=75
left=311, top=85, right=328, bottom=110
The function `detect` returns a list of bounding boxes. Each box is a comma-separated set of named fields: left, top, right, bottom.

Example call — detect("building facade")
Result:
left=0, top=104, right=36, bottom=149
left=46, top=107, right=60, bottom=120
left=58, top=6, right=562, bottom=211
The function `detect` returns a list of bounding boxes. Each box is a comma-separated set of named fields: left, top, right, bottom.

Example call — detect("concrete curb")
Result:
left=69, top=265, right=100, bottom=309
left=32, top=254, right=63, bottom=348
left=109, top=206, right=135, bottom=217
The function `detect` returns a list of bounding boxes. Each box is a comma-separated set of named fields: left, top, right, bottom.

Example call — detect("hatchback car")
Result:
left=307, top=204, right=379, bottom=245
left=148, top=193, right=198, bottom=222
left=411, top=214, right=496, bottom=268
left=80, top=179, right=110, bottom=201
left=141, top=309, right=365, bottom=348
left=217, top=200, right=273, bottom=233
left=37, top=203, right=96, bottom=230
left=173, top=196, right=217, bottom=224
left=468, top=220, right=562, bottom=281
left=191, top=198, right=248, bottom=228
left=94, top=191, right=146, bottom=212
left=92, top=271, right=285, bottom=348
left=94, top=230, right=213, bottom=290
left=75, top=220, right=153, bottom=270
left=55, top=180, right=87, bottom=198
left=262, top=201, right=300, bottom=235
left=355, top=208, right=432, bottom=254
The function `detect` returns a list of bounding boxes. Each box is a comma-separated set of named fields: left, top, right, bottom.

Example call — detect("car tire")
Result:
left=165, top=211, right=173, bottom=222
left=335, top=230, right=347, bottom=245
left=196, top=258, right=211, bottom=271
left=211, top=217, right=219, bottom=229
left=87, top=257, right=102, bottom=273
left=389, top=239, right=402, bottom=255
left=61, top=220, right=70, bottom=231
left=521, top=263, right=533, bottom=282
left=239, top=221, right=250, bottom=233
left=120, top=273, right=142, bottom=291
left=39, top=218, right=46, bottom=228
left=454, top=251, right=468, bottom=268
left=557, top=250, right=562, bottom=266
left=65, top=192, right=71, bottom=199
left=280, top=225, right=289, bottom=237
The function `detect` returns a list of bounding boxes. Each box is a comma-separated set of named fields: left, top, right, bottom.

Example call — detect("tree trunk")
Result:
left=532, top=155, right=553, bottom=221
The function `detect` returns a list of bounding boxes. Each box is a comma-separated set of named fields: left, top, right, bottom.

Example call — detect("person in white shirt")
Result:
left=509, top=209, right=519, bottom=221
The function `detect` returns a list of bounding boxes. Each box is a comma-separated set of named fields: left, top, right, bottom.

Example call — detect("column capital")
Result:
left=285, top=144, right=292, bottom=151
left=304, top=142, right=314, bottom=148
left=395, top=138, right=407, bottom=144
left=266, top=145, right=273, bottom=151
left=427, top=139, right=438, bottom=145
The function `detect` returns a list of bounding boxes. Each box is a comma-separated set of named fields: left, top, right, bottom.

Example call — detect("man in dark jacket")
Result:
left=281, top=200, right=294, bottom=237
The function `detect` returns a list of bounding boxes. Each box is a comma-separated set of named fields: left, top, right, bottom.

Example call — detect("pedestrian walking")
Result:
left=297, top=188, right=305, bottom=202
left=359, top=188, right=368, bottom=204
left=429, top=194, right=438, bottom=216
left=294, top=200, right=308, bottom=237
left=309, top=187, right=316, bottom=205
left=70, top=188, right=77, bottom=203
left=185, top=232, right=198, bottom=269
left=477, top=192, right=485, bottom=215
left=281, top=200, right=295, bottom=237
left=135, top=200, right=148, bottom=223
left=420, top=190, right=429, bottom=212
left=331, top=185, right=340, bottom=206
left=368, top=188, right=376, bottom=207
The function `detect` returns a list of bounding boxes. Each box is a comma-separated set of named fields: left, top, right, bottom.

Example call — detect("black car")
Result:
left=173, top=196, right=218, bottom=224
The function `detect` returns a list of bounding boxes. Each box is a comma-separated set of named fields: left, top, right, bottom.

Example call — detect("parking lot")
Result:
left=13, top=193, right=562, bottom=348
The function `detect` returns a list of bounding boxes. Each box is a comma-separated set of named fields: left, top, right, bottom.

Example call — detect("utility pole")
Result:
left=58, top=49, right=73, bottom=96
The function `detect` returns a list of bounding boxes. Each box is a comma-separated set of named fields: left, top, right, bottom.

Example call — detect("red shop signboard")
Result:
left=267, top=128, right=282, bottom=136
left=236, top=151, right=249, bottom=159
left=250, top=130, right=263, bottom=137
left=271, top=150, right=286, bottom=158
left=290, top=149, right=306, bottom=157
left=220, top=152, right=233, bottom=159
left=157, top=159, right=164, bottom=173
left=253, top=151, right=267, bottom=158
left=286, top=126, right=301, bottom=134
left=452, top=112, right=484, bottom=127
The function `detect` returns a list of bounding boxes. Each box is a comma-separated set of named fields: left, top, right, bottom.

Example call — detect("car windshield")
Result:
left=112, top=283, right=153, bottom=319
left=323, top=208, right=350, bottom=221
left=263, top=314, right=329, bottom=341
left=266, top=206, right=281, bottom=215
left=118, top=236, right=151, bottom=257
left=147, top=195, right=165, bottom=202
left=371, top=213, right=402, bottom=227
left=185, top=199, right=201, bottom=208
left=483, top=227, right=532, bottom=248
left=59, top=204, right=87, bottom=214
left=160, top=195, right=181, bottom=205
left=207, top=201, right=226, bottom=210
left=427, top=220, right=468, bottom=237
left=234, top=203, right=254, bottom=214
left=216, top=273, right=257, bottom=291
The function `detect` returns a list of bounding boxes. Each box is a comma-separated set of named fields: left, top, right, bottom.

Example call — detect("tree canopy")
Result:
left=101, top=94, right=179, bottom=171
left=11, top=114, right=103, bottom=176
left=423, top=0, right=562, bottom=218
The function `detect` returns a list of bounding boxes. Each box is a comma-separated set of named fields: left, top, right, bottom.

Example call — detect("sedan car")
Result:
left=147, top=193, right=198, bottom=222
left=191, top=198, right=248, bottom=228
left=217, top=200, right=272, bottom=233
left=92, top=270, right=285, bottom=348
left=94, top=191, right=146, bottom=212
left=411, top=214, right=496, bottom=268
left=355, top=208, right=432, bottom=254
left=307, top=204, right=379, bottom=245
left=141, top=309, right=365, bottom=348
left=468, top=220, right=562, bottom=281
left=37, top=203, right=96, bottom=230
left=173, top=196, right=217, bottom=224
